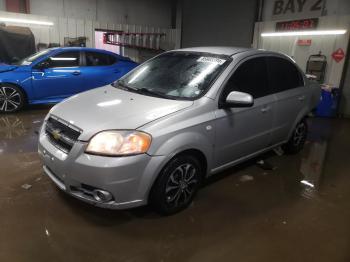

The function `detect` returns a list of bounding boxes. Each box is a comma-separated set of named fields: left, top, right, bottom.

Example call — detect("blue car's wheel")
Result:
left=0, top=85, right=25, bottom=113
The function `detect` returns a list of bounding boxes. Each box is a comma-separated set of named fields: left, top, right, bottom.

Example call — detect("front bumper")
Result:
left=38, top=131, right=166, bottom=210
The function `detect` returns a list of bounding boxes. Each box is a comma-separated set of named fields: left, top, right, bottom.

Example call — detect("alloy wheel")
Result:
left=165, top=163, right=199, bottom=209
left=0, top=86, right=22, bottom=112
left=293, top=122, right=307, bottom=146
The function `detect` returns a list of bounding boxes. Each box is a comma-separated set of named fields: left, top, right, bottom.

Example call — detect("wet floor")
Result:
left=1, top=107, right=350, bottom=262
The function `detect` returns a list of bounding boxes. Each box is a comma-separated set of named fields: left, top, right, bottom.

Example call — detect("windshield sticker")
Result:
left=197, top=57, right=226, bottom=65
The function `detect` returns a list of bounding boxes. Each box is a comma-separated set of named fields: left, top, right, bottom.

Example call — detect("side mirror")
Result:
left=35, top=61, right=50, bottom=70
left=222, top=91, right=254, bottom=108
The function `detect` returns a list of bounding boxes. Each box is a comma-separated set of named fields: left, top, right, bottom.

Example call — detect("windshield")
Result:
left=116, top=52, right=230, bottom=100
left=14, top=49, right=51, bottom=65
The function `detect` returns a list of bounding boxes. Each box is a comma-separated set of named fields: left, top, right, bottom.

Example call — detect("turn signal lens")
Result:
left=86, top=131, right=151, bottom=156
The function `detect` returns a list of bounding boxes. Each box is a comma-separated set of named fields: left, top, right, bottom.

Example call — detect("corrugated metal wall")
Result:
left=29, top=0, right=173, bottom=28
left=0, top=10, right=180, bottom=62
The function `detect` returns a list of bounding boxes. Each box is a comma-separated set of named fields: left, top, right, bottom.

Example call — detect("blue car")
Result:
left=0, top=47, right=138, bottom=113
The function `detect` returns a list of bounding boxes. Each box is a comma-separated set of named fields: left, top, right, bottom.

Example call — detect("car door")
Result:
left=213, top=56, right=275, bottom=168
left=31, top=51, right=83, bottom=101
left=79, top=51, right=122, bottom=92
left=266, top=56, right=308, bottom=145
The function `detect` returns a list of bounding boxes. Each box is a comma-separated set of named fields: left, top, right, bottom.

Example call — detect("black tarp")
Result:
left=0, top=26, right=35, bottom=64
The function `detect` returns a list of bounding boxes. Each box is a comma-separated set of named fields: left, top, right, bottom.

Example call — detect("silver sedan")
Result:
left=38, top=47, right=320, bottom=215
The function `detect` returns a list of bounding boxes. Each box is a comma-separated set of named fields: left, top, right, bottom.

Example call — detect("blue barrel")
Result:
left=316, top=89, right=340, bottom=117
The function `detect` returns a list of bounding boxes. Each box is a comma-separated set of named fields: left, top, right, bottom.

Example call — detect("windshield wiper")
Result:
left=136, top=88, right=176, bottom=99
left=114, top=81, right=137, bottom=91
left=115, top=82, right=177, bottom=100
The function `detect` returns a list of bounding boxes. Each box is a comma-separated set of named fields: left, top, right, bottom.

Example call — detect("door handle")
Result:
left=114, top=70, right=121, bottom=74
left=298, top=95, right=306, bottom=101
left=72, top=71, right=81, bottom=76
left=261, top=106, right=270, bottom=113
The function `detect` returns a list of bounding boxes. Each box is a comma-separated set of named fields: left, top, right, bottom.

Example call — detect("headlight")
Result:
left=85, top=131, right=152, bottom=156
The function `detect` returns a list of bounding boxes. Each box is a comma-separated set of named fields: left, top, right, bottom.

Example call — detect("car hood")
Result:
left=49, top=85, right=194, bottom=141
left=0, top=65, right=18, bottom=73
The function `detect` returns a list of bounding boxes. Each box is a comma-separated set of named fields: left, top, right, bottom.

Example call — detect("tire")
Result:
left=283, top=119, right=308, bottom=154
left=150, top=155, right=202, bottom=215
left=0, top=84, right=25, bottom=113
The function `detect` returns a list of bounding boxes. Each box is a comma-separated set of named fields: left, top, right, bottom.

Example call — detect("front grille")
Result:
left=70, top=184, right=96, bottom=199
left=45, top=116, right=82, bottom=153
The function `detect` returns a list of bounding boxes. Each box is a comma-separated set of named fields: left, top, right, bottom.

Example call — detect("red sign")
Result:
left=297, top=39, right=312, bottom=46
left=332, top=48, right=345, bottom=63
left=276, top=18, right=318, bottom=32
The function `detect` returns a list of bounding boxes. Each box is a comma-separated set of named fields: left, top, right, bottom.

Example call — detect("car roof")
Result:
left=172, top=46, right=251, bottom=56
left=49, top=47, right=113, bottom=53
left=171, top=46, right=290, bottom=59
left=46, top=47, right=134, bottom=61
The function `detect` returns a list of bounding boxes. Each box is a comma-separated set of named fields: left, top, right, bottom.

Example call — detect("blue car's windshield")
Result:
left=14, top=49, right=51, bottom=65
left=115, top=52, right=231, bottom=100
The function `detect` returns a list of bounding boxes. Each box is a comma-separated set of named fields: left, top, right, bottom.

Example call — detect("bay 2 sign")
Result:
left=272, top=0, right=324, bottom=20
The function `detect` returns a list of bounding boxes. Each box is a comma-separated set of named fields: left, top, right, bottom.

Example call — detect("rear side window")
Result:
left=267, top=57, right=304, bottom=93
left=48, top=51, right=80, bottom=68
left=85, top=52, right=116, bottom=66
left=222, top=57, right=270, bottom=99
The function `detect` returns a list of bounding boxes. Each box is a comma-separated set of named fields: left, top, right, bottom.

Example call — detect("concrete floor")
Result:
left=1, top=107, right=350, bottom=262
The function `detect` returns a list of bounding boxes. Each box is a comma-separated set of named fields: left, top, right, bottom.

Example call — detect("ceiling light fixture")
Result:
left=261, top=30, right=347, bottom=37
left=0, top=17, right=54, bottom=26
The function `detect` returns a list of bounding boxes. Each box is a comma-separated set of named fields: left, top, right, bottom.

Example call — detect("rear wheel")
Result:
left=283, top=119, right=308, bottom=154
left=0, top=85, right=25, bottom=113
left=150, top=155, right=202, bottom=215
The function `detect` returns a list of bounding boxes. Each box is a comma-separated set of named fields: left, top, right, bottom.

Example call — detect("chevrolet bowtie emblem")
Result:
left=52, top=129, right=62, bottom=140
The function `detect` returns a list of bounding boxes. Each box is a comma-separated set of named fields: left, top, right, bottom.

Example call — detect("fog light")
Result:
left=93, top=189, right=113, bottom=202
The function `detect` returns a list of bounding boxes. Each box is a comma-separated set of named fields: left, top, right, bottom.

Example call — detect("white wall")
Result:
left=253, top=15, right=350, bottom=116
left=253, top=15, right=350, bottom=86
left=262, top=0, right=350, bottom=21
left=0, top=0, right=177, bottom=62
left=324, top=0, right=350, bottom=16
left=0, top=0, right=172, bottom=27
left=259, top=1, right=350, bottom=116
left=29, top=0, right=172, bottom=28
left=0, top=10, right=179, bottom=62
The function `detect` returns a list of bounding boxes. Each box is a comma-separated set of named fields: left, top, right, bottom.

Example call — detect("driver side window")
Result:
left=222, top=57, right=270, bottom=99
left=45, top=51, right=80, bottom=68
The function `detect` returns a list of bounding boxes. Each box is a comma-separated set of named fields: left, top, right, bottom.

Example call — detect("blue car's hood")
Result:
left=0, top=64, right=18, bottom=73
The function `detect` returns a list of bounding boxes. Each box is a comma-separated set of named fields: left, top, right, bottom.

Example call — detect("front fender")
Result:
left=137, top=131, right=214, bottom=201
left=0, top=72, right=33, bottom=99
left=287, top=107, right=309, bottom=140
left=149, top=131, right=214, bottom=175
left=287, top=85, right=321, bottom=140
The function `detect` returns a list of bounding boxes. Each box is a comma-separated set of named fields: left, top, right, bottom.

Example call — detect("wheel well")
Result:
left=0, top=82, right=28, bottom=103
left=288, top=115, right=308, bottom=140
left=172, top=149, right=208, bottom=178
left=148, top=148, right=208, bottom=203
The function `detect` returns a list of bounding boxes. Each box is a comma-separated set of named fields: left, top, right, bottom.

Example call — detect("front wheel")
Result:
left=150, top=155, right=202, bottom=215
left=0, top=85, right=25, bottom=113
left=283, top=119, right=308, bottom=154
